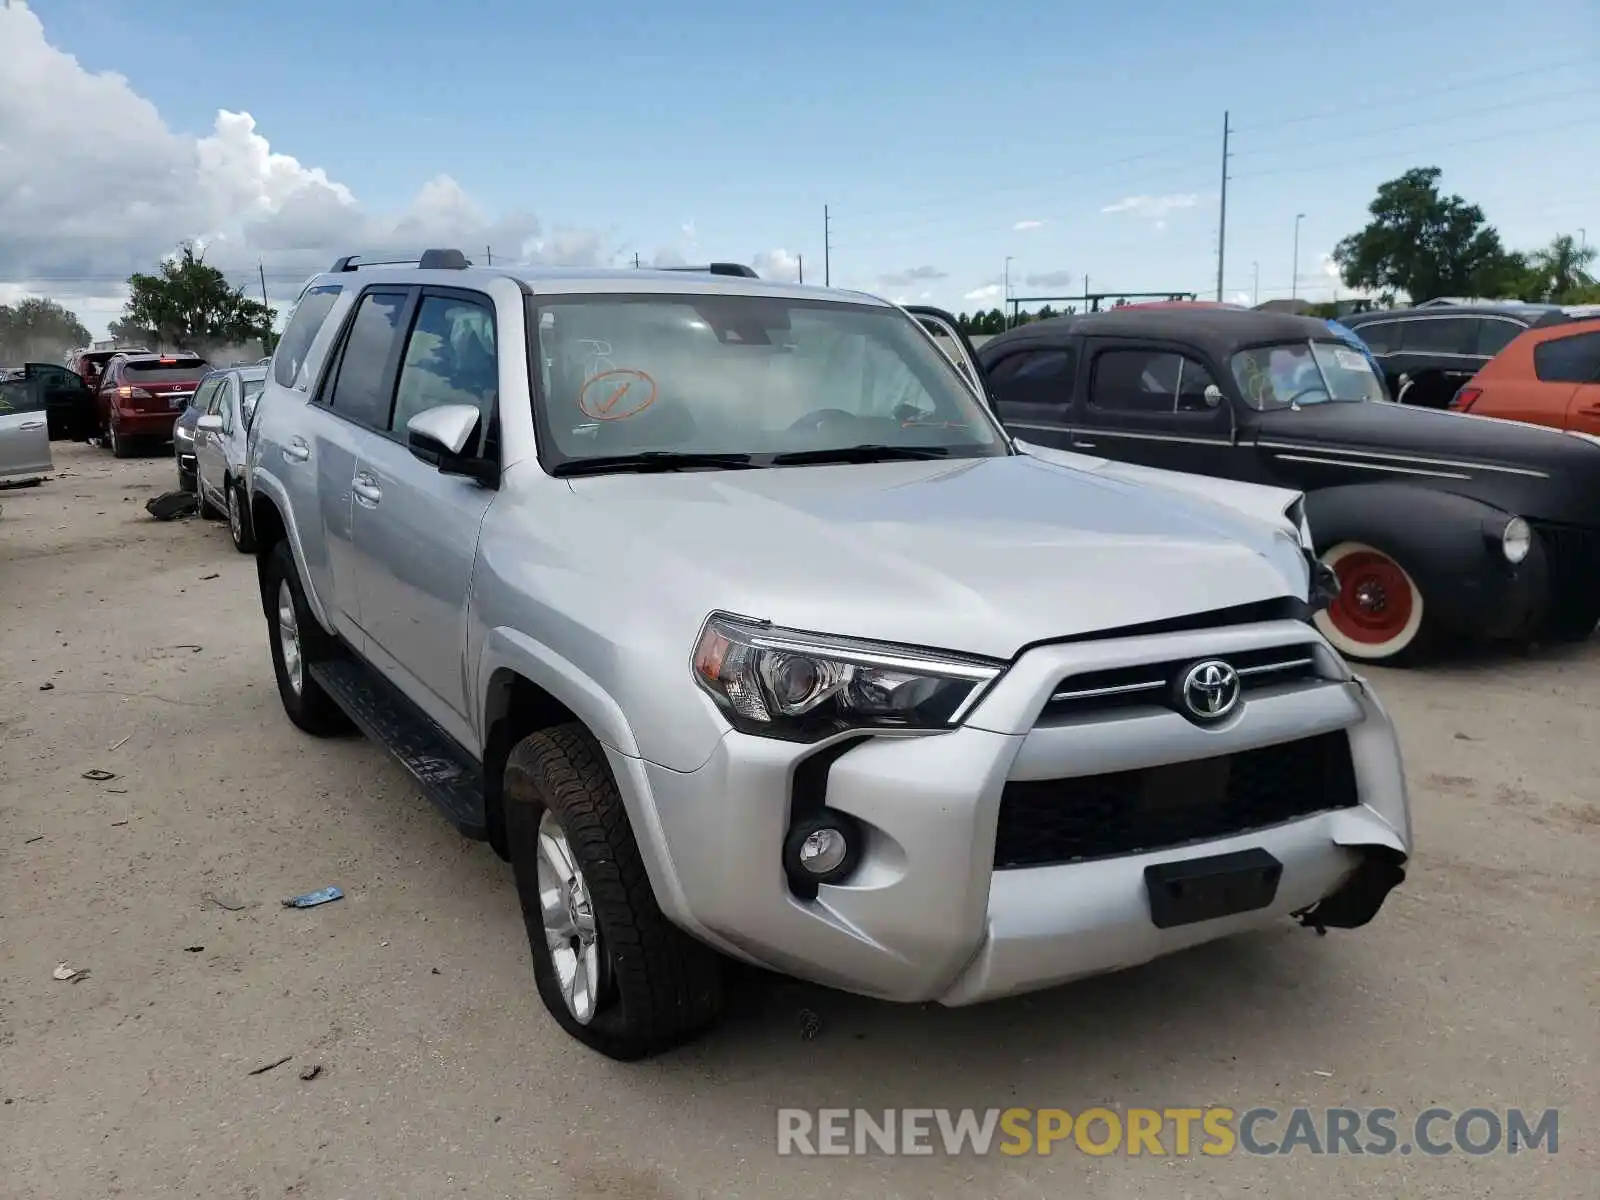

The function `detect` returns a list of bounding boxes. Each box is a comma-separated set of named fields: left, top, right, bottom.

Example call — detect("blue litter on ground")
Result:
left=282, top=886, right=343, bottom=909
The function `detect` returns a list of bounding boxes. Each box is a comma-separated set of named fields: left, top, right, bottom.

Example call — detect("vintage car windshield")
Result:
left=530, top=293, right=1008, bottom=468
left=1231, top=340, right=1387, bottom=410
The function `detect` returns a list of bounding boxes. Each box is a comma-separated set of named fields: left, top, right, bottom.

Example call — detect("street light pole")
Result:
left=1291, top=213, right=1306, bottom=300
left=1252, top=261, right=1259, bottom=307
left=1004, top=256, right=1014, bottom=327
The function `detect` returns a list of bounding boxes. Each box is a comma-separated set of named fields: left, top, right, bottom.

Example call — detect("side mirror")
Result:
left=196, top=413, right=223, bottom=433
left=406, top=404, right=498, bottom=486
left=1203, top=384, right=1224, bottom=409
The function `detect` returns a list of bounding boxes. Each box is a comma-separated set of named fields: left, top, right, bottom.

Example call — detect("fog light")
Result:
left=783, top=812, right=862, bottom=887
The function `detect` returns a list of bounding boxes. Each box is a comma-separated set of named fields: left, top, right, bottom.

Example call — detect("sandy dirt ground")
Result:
left=2, top=442, right=1595, bottom=1199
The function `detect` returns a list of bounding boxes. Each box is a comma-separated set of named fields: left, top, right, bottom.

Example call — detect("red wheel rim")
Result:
left=1326, top=551, right=1415, bottom=645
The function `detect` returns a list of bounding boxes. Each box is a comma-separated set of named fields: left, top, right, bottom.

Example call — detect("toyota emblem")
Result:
left=1178, top=659, right=1241, bottom=722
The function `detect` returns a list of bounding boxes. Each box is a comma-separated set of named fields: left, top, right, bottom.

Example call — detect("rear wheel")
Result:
left=504, top=724, right=723, bottom=1060
left=109, top=423, right=134, bottom=458
left=1314, top=541, right=1433, bottom=665
left=227, top=482, right=255, bottom=553
left=263, top=540, right=351, bottom=736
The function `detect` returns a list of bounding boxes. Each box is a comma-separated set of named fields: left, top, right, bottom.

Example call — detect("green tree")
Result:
left=1332, top=167, right=1523, bottom=303
left=0, top=297, right=92, bottom=362
left=1522, top=234, right=1598, bottom=301
left=120, top=243, right=276, bottom=356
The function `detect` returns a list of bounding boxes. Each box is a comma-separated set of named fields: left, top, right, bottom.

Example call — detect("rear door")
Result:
left=305, top=286, right=416, bottom=643
left=1073, top=339, right=1240, bottom=478
left=0, top=370, right=53, bottom=481
left=349, top=288, right=499, bottom=745
left=1548, top=331, right=1600, bottom=434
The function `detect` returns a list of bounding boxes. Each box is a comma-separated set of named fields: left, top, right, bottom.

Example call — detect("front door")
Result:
left=1072, top=339, right=1241, bottom=479
left=983, top=343, right=1078, bottom=449
left=349, top=288, right=499, bottom=745
left=0, top=372, right=52, bottom=481
left=196, top=376, right=231, bottom=506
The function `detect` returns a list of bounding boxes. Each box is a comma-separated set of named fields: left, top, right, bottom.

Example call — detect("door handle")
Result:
left=19, top=420, right=45, bottom=430
left=283, top=438, right=310, bottom=463
left=352, top=473, right=382, bottom=506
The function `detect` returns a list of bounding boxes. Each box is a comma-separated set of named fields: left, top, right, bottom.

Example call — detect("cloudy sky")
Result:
left=2, top=0, right=1596, bottom=338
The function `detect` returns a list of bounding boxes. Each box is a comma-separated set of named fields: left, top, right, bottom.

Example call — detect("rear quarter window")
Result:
left=1533, top=331, right=1600, bottom=384
left=274, top=284, right=344, bottom=390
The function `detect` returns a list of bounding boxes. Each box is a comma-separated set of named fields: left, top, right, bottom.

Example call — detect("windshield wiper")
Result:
left=770, top=444, right=953, bottom=466
left=551, top=451, right=757, bottom=477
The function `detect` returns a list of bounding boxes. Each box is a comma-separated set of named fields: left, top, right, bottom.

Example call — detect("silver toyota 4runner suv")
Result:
left=248, top=249, right=1411, bottom=1060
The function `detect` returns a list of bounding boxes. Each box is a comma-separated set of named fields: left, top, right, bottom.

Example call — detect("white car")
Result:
left=0, top=368, right=53, bottom=486
left=190, top=364, right=266, bottom=551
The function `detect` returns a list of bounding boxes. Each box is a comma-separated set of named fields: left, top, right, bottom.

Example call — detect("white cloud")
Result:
left=751, top=248, right=801, bottom=282
left=681, top=221, right=698, bottom=243
left=964, top=283, right=1003, bottom=302
left=1013, top=219, right=1047, bottom=232
left=1025, top=269, right=1073, bottom=288
left=0, top=0, right=597, bottom=329
left=1230, top=291, right=1253, bottom=306
left=1100, top=193, right=1200, bottom=220
left=880, top=265, right=948, bottom=286
left=1321, top=252, right=1342, bottom=280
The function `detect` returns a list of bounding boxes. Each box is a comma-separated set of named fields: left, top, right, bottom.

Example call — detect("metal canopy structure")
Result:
left=1005, top=289, right=1199, bottom=325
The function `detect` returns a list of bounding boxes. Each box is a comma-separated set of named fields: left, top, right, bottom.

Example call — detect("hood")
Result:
left=560, top=454, right=1309, bottom=660
left=1013, top=439, right=1302, bottom=531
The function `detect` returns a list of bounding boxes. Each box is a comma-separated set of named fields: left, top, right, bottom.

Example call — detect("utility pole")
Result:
left=486, top=245, right=493, bottom=265
left=797, top=253, right=804, bottom=284
left=823, top=205, right=832, bottom=287
left=1252, top=261, right=1259, bottom=307
left=1215, top=111, right=1231, bottom=303
left=1004, top=256, right=1013, bottom=328
left=633, top=252, right=642, bottom=269
left=1291, top=213, right=1306, bottom=299
left=258, top=262, right=269, bottom=309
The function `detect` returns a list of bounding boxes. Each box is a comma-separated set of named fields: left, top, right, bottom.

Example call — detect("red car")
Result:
left=95, top=352, right=210, bottom=457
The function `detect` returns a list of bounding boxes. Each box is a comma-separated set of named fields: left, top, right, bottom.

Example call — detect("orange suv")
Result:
left=1452, top=318, right=1600, bottom=433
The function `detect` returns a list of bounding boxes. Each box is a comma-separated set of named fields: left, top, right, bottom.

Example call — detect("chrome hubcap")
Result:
left=535, top=810, right=602, bottom=1025
left=228, top=489, right=242, bottom=541
left=276, top=579, right=303, bottom=696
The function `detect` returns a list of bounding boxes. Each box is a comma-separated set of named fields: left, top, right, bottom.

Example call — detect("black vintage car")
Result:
left=1340, top=303, right=1571, bottom=409
left=926, top=306, right=1600, bottom=665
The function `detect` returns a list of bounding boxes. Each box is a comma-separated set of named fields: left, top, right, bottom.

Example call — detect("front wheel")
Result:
left=1313, top=541, right=1434, bottom=665
left=263, top=540, right=352, bottom=736
left=504, top=724, right=723, bottom=1060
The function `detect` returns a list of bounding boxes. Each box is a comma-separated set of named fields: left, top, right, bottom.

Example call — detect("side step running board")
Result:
left=309, top=659, right=489, bottom=840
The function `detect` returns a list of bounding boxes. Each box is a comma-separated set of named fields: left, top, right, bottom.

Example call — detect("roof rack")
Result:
left=328, top=248, right=471, bottom=273
left=660, top=262, right=759, bottom=279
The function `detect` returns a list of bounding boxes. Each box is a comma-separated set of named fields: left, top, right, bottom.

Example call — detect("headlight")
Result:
left=174, top=424, right=194, bottom=442
left=691, top=613, right=1004, bottom=742
left=1501, top=516, right=1531, bottom=565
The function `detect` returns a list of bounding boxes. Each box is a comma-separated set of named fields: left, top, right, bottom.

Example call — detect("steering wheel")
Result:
left=787, top=408, right=860, bottom=433
left=1285, top=386, right=1330, bottom=406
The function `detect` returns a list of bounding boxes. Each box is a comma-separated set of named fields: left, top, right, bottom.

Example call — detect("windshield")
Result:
left=1231, top=340, right=1386, bottom=410
left=529, top=294, right=1007, bottom=468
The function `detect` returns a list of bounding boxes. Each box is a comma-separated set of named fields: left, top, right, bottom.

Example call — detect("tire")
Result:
left=504, top=724, right=723, bottom=1060
left=1538, top=598, right=1600, bottom=644
left=1313, top=541, right=1434, bottom=665
left=197, top=476, right=222, bottom=519
left=177, top=468, right=196, bottom=494
left=227, top=482, right=256, bottom=553
left=109, top=423, right=134, bottom=458
left=263, top=540, right=352, bottom=736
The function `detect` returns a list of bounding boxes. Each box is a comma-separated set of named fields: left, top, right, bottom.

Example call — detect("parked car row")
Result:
left=172, top=363, right=265, bottom=552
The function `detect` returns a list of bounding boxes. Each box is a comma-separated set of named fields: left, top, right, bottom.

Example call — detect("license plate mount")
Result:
left=1144, top=847, right=1282, bottom=929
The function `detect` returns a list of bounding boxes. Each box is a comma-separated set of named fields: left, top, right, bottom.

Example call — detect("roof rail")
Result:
left=328, top=248, right=471, bottom=273
left=660, top=262, right=759, bottom=279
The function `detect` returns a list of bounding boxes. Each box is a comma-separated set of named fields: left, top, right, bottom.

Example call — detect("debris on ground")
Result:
left=248, top=1055, right=293, bottom=1077
left=183, top=945, right=204, bottom=953
left=81, top=769, right=116, bottom=781
left=205, top=894, right=247, bottom=912
left=282, top=886, right=343, bottom=909
left=110, top=819, right=128, bottom=826
left=108, top=735, right=131, bottom=752
left=299, top=1065, right=322, bottom=1082
left=107, top=789, right=127, bottom=795
left=799, top=1007, right=823, bottom=1041
left=172, top=645, right=203, bottom=654
left=51, top=963, right=86, bottom=983
left=200, top=573, right=220, bottom=581
left=38, top=682, right=53, bottom=691
left=24, top=836, right=44, bottom=845
left=144, top=491, right=197, bottom=521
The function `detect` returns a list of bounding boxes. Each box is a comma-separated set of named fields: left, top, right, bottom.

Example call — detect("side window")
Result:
left=1401, top=318, right=1473, bottom=354
left=274, top=284, right=344, bottom=390
left=1533, top=332, right=1600, bottom=384
left=206, top=379, right=226, bottom=415
left=389, top=294, right=498, bottom=441
left=1355, top=321, right=1396, bottom=354
left=987, top=348, right=1075, bottom=408
left=1090, top=349, right=1209, bottom=415
left=325, top=290, right=409, bottom=429
left=1476, top=318, right=1523, bottom=357
left=190, top=378, right=218, bottom=413
left=241, top=379, right=264, bottom=427
left=220, top=381, right=236, bottom=435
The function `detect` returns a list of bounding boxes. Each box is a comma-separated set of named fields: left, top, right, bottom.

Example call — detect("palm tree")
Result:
left=1529, top=234, right=1598, bottom=299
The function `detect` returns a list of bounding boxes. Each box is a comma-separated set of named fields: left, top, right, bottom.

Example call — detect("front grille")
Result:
left=1531, top=520, right=1600, bottom=594
left=1041, top=644, right=1321, bottom=722
left=993, top=731, right=1357, bottom=869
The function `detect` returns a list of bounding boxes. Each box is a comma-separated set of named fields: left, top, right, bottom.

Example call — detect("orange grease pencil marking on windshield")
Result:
left=578, top=368, right=657, bottom=421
